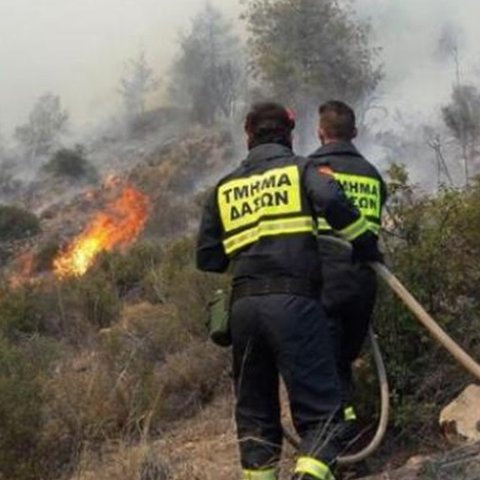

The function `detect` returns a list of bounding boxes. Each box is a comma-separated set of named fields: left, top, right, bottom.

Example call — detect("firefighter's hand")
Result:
left=351, top=232, right=383, bottom=264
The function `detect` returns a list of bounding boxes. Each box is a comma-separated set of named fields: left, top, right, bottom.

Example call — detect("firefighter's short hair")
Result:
left=245, top=102, right=295, bottom=148
left=319, top=100, right=356, bottom=140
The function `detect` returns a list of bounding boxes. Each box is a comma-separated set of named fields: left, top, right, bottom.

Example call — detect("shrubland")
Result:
left=0, top=125, right=234, bottom=479
left=1, top=163, right=479, bottom=478
left=357, top=166, right=480, bottom=461
left=0, top=1, right=479, bottom=476
left=0, top=236, right=228, bottom=480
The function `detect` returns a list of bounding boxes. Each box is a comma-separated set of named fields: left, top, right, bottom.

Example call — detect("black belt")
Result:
left=231, top=277, right=320, bottom=304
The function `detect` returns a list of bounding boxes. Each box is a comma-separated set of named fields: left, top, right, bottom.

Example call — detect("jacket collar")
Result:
left=310, top=141, right=362, bottom=158
left=244, top=143, right=294, bottom=164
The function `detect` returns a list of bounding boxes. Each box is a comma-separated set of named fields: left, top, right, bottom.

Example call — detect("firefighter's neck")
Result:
left=319, top=126, right=357, bottom=146
left=320, top=136, right=344, bottom=146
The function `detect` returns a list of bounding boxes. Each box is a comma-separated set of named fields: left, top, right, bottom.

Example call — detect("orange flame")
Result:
left=54, top=186, right=150, bottom=278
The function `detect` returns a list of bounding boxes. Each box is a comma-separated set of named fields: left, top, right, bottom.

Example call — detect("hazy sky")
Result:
left=0, top=0, right=242, bottom=136
left=359, top=0, right=480, bottom=126
left=1, top=0, right=480, bottom=137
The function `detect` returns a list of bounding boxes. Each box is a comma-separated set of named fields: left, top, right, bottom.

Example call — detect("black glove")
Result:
left=351, top=232, right=384, bottom=264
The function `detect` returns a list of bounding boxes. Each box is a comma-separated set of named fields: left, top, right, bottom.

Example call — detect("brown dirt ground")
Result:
left=71, top=390, right=299, bottom=480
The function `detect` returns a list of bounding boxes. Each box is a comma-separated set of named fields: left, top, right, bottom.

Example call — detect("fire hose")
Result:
left=283, top=236, right=480, bottom=465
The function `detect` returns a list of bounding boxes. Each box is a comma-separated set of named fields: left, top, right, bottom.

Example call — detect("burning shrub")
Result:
left=0, top=205, right=40, bottom=241
left=54, top=186, right=151, bottom=278
left=43, top=147, right=99, bottom=183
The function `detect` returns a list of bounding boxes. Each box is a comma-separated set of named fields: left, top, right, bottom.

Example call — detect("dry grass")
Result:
left=65, top=381, right=307, bottom=480
left=71, top=442, right=167, bottom=480
left=44, top=337, right=228, bottom=441
left=67, top=394, right=236, bottom=480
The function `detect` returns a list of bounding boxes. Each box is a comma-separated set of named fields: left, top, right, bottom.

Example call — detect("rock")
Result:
left=356, top=457, right=424, bottom=479
left=357, top=444, right=480, bottom=479
left=440, top=384, right=480, bottom=444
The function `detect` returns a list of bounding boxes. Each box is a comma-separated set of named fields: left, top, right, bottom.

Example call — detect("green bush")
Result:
left=43, top=147, right=98, bottom=182
left=0, top=215, right=232, bottom=476
left=0, top=285, right=48, bottom=339
left=147, top=237, right=229, bottom=336
left=0, top=232, right=231, bottom=476
left=0, top=205, right=40, bottom=241
left=103, top=302, right=187, bottom=367
left=0, top=160, right=24, bottom=200
left=60, top=271, right=121, bottom=330
left=368, top=166, right=480, bottom=447
left=0, top=335, right=56, bottom=480
left=95, top=242, right=164, bottom=298
left=96, top=335, right=226, bottom=436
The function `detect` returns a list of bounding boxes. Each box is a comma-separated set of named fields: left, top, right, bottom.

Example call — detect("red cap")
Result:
left=286, top=108, right=297, bottom=123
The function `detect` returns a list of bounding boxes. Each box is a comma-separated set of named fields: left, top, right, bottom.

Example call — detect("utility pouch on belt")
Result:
left=207, top=289, right=231, bottom=347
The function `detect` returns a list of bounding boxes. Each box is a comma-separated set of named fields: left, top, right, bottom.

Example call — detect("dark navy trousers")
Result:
left=230, top=294, right=343, bottom=470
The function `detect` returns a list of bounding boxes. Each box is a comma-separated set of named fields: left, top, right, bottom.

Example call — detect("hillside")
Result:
left=0, top=121, right=479, bottom=480
left=3, top=0, right=480, bottom=477
left=0, top=122, right=237, bottom=480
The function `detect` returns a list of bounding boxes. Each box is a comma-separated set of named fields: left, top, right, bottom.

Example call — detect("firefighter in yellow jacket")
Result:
left=196, top=102, right=381, bottom=480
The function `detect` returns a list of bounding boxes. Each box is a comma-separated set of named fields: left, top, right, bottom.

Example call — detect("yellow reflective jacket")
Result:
left=310, top=141, right=387, bottom=235
left=196, top=143, right=371, bottom=283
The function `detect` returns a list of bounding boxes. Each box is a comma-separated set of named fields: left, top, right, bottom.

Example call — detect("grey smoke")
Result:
left=357, top=0, right=480, bottom=126
left=0, top=0, right=242, bottom=138
left=1, top=0, right=479, bottom=150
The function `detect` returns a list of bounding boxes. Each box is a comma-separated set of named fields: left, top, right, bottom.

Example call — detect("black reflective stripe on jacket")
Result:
left=196, top=143, right=367, bottom=283
left=310, top=142, right=387, bottom=235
